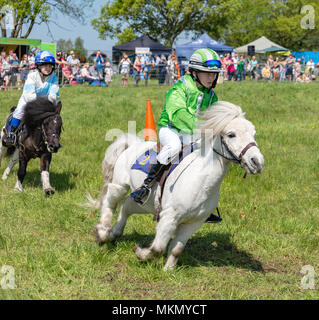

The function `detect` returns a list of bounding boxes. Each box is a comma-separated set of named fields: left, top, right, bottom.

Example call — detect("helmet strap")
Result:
left=37, top=64, right=54, bottom=77
left=192, top=70, right=218, bottom=90
left=192, top=70, right=205, bottom=88
left=212, top=73, right=219, bottom=89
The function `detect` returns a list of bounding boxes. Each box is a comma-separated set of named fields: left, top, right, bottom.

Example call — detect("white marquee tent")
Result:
left=235, top=36, right=289, bottom=54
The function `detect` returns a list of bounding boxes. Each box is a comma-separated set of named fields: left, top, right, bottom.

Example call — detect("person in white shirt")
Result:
left=66, top=50, right=74, bottom=63
left=306, top=58, right=315, bottom=75
left=119, top=53, right=132, bottom=87
left=68, top=52, right=80, bottom=73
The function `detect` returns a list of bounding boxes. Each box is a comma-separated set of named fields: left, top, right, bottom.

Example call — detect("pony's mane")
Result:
left=23, top=97, right=58, bottom=128
left=198, top=101, right=246, bottom=136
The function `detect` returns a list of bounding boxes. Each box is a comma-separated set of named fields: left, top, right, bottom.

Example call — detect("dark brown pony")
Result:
left=0, top=97, right=63, bottom=195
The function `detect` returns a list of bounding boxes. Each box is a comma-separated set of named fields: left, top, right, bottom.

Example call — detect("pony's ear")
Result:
left=56, top=101, right=62, bottom=114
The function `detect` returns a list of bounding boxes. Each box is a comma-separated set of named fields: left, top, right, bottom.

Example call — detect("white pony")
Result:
left=91, top=101, right=264, bottom=270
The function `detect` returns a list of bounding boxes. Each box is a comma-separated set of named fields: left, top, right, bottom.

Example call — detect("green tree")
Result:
left=0, top=0, right=94, bottom=38
left=56, top=38, right=73, bottom=54
left=74, top=36, right=88, bottom=58
left=115, top=27, right=137, bottom=45
left=219, top=0, right=319, bottom=51
left=92, top=0, right=226, bottom=47
left=56, top=37, right=88, bottom=58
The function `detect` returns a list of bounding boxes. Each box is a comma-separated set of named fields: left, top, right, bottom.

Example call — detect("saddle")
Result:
left=2, top=107, right=24, bottom=148
left=131, top=142, right=196, bottom=221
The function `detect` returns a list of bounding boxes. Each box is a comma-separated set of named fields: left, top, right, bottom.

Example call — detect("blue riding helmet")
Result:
left=35, top=50, right=56, bottom=66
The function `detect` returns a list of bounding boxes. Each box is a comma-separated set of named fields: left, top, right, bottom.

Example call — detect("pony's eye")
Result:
left=227, top=132, right=236, bottom=138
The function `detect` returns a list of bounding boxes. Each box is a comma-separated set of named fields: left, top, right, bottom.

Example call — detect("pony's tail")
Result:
left=86, top=133, right=141, bottom=209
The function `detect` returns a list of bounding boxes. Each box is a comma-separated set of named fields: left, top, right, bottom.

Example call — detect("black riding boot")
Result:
left=3, top=126, right=18, bottom=147
left=205, top=211, right=222, bottom=223
left=130, top=162, right=169, bottom=204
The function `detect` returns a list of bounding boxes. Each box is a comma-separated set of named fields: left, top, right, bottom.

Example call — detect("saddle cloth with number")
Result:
left=131, top=143, right=195, bottom=177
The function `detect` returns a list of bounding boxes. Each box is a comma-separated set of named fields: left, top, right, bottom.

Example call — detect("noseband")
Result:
left=213, top=136, right=257, bottom=165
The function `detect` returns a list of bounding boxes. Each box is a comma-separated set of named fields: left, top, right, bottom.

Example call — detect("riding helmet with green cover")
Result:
left=188, top=48, right=221, bottom=73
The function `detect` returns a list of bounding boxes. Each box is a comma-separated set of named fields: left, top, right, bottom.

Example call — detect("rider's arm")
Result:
left=47, top=73, right=59, bottom=105
left=22, top=72, right=37, bottom=102
left=165, top=85, right=194, bottom=134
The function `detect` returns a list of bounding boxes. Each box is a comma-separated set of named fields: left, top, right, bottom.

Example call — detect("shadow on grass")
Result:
left=21, top=169, right=75, bottom=192
left=108, top=231, right=263, bottom=272
left=182, top=232, right=263, bottom=272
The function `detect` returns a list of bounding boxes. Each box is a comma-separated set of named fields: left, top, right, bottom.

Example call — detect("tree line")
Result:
left=1, top=0, right=318, bottom=51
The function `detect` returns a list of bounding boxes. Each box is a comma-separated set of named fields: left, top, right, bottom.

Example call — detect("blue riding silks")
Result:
left=8, top=117, right=20, bottom=131
left=11, top=118, right=20, bottom=127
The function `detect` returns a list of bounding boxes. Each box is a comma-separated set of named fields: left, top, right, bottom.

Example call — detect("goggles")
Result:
left=191, top=59, right=221, bottom=70
left=204, top=59, right=221, bottom=69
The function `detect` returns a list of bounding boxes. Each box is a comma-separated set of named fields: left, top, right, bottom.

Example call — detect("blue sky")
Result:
left=29, top=0, right=115, bottom=57
left=28, top=0, right=190, bottom=57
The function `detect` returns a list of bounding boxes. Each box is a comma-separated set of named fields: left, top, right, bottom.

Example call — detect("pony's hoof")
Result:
left=134, top=245, right=144, bottom=259
left=94, top=223, right=111, bottom=244
left=44, top=187, right=55, bottom=196
left=14, top=181, right=23, bottom=192
left=2, top=168, right=10, bottom=180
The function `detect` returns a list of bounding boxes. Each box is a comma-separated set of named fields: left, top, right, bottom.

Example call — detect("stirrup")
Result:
left=130, top=185, right=151, bottom=205
left=3, top=132, right=17, bottom=147
left=205, top=212, right=222, bottom=223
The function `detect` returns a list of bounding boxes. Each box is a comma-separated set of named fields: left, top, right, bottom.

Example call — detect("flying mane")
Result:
left=198, top=101, right=246, bottom=136
left=23, top=97, right=58, bottom=129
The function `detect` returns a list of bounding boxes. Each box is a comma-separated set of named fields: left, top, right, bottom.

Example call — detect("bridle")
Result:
left=41, top=114, right=61, bottom=146
left=213, top=135, right=257, bottom=165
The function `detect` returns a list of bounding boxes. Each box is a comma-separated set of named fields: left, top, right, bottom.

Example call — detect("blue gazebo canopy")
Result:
left=176, top=33, right=233, bottom=60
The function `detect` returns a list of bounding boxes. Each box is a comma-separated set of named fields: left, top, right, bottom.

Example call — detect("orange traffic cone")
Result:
left=144, top=99, right=158, bottom=141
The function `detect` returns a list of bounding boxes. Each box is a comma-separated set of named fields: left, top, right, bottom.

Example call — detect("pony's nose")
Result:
left=48, top=143, right=61, bottom=153
left=250, top=155, right=264, bottom=173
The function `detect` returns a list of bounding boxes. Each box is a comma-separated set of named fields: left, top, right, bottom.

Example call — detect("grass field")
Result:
left=0, top=80, right=318, bottom=300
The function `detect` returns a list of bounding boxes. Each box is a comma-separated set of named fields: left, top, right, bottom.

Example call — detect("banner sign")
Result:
left=135, top=47, right=150, bottom=54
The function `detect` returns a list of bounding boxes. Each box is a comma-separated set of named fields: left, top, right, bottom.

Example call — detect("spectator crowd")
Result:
left=1, top=48, right=319, bottom=90
left=220, top=53, right=319, bottom=83
left=118, top=51, right=180, bottom=87
left=0, top=49, right=36, bottom=90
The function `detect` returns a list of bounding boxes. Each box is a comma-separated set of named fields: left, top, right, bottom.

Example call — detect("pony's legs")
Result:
left=164, top=221, right=203, bottom=271
left=15, top=152, right=30, bottom=192
left=134, top=208, right=177, bottom=261
left=108, top=198, right=132, bottom=240
left=2, top=148, right=18, bottom=181
left=40, top=152, right=54, bottom=195
left=94, top=183, right=129, bottom=243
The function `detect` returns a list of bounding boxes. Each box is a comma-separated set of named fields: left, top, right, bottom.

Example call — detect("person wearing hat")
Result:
left=130, top=48, right=222, bottom=223
left=4, top=50, right=59, bottom=146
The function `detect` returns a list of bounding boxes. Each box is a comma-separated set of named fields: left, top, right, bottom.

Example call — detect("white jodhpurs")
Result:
left=156, top=127, right=193, bottom=165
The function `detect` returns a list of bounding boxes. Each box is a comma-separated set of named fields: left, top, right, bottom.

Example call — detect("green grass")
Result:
left=0, top=80, right=318, bottom=299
